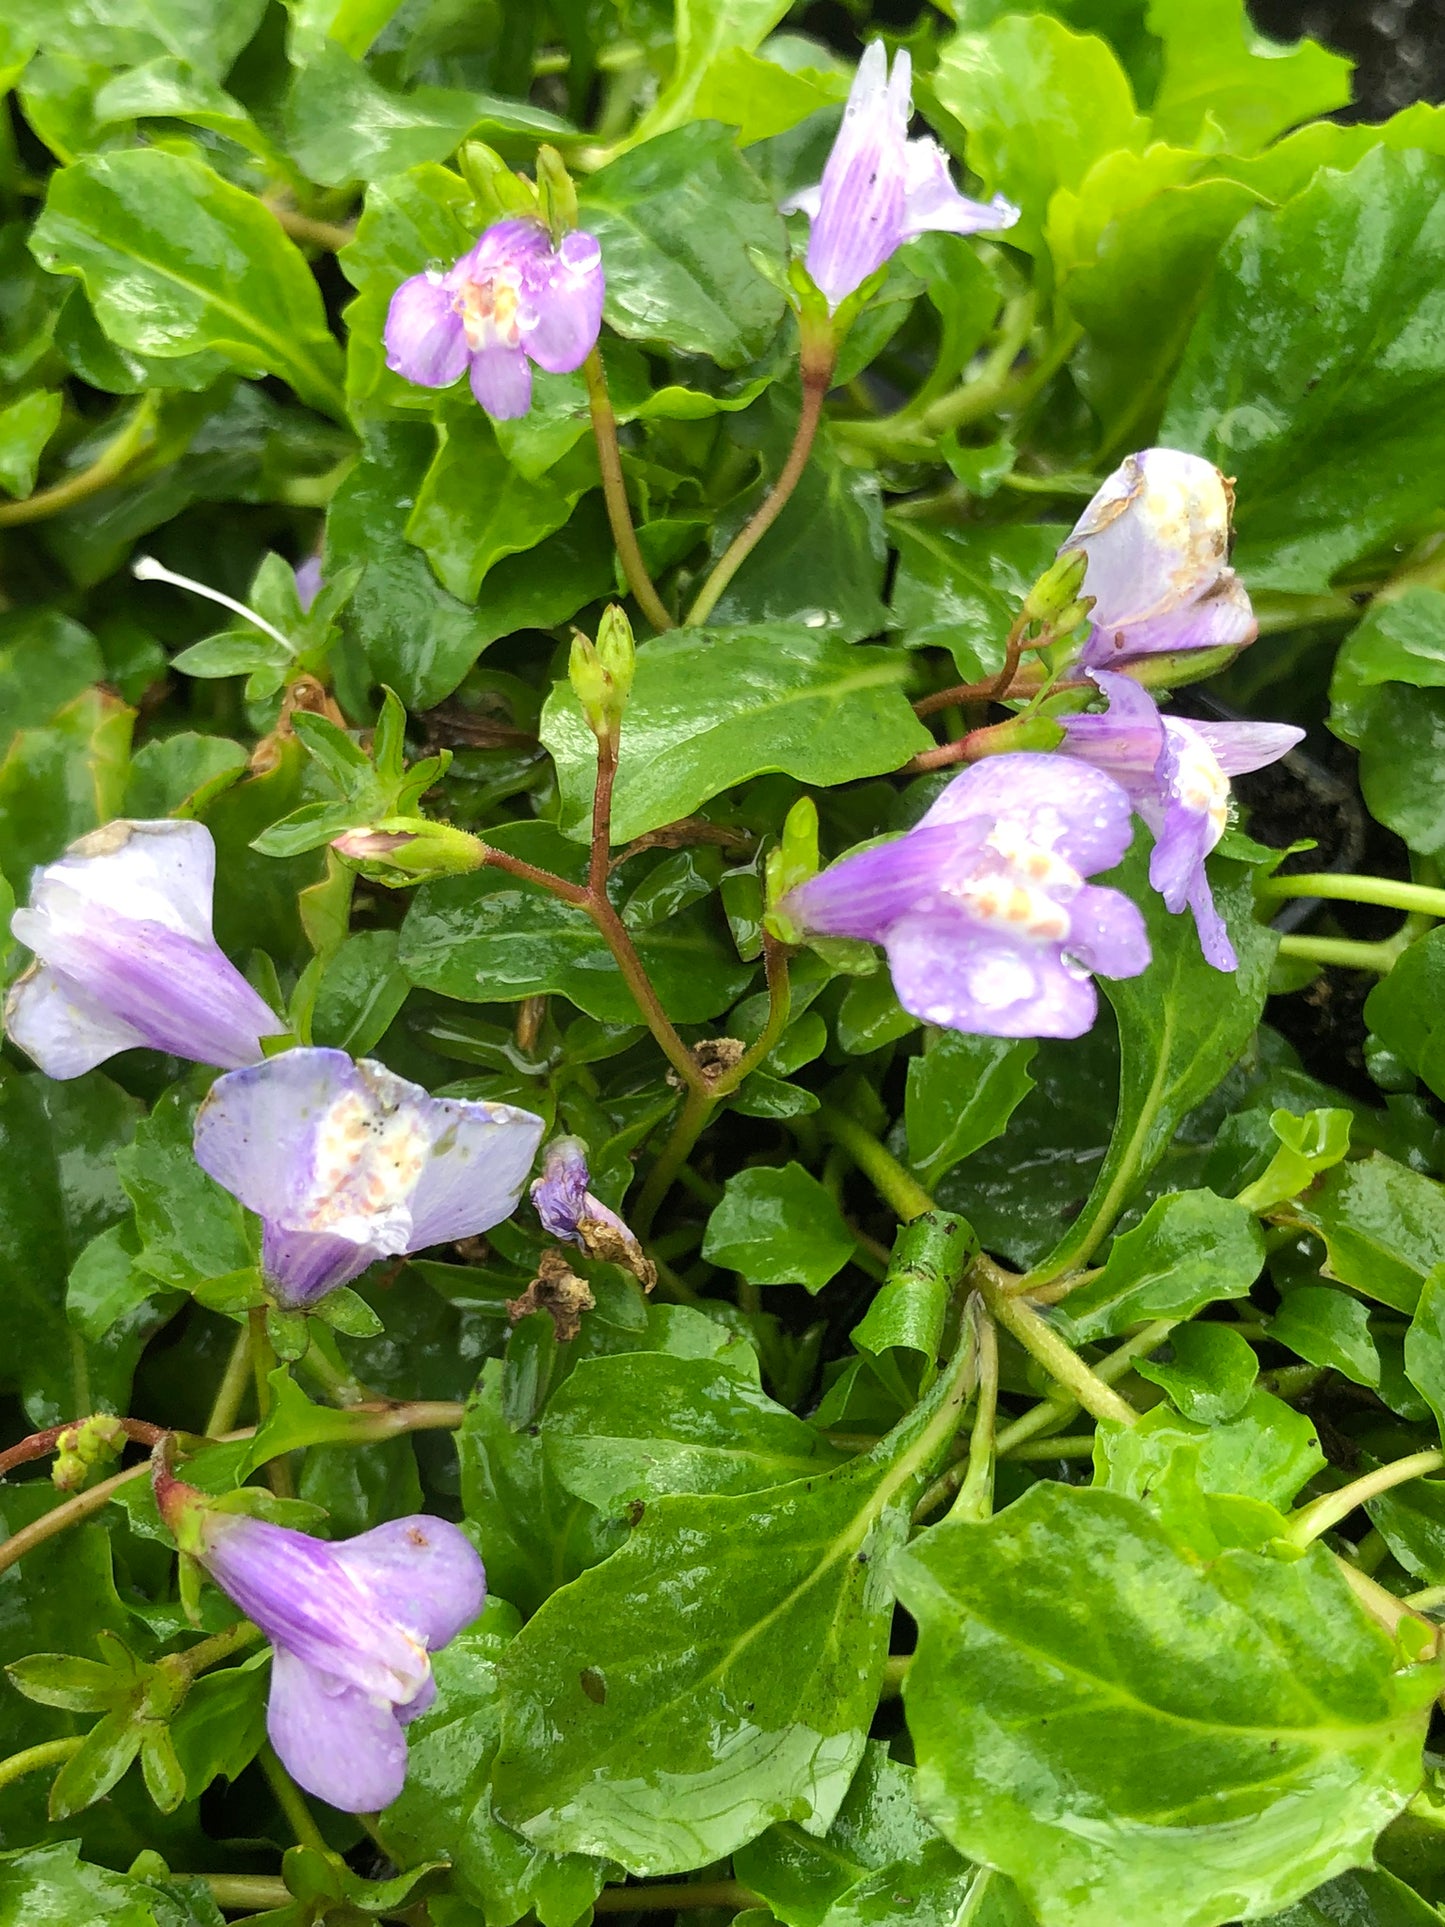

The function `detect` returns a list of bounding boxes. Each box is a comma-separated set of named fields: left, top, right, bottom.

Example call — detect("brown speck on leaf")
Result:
left=508, top=1248, right=596, bottom=1341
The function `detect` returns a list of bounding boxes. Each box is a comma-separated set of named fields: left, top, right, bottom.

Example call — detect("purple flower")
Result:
left=4, top=820, right=282, bottom=1080
left=780, top=41, right=1019, bottom=311
left=193, top=1048, right=545, bottom=1308
left=780, top=754, right=1149, bottom=1039
left=384, top=217, right=604, bottom=421
left=532, top=1135, right=654, bottom=1288
left=193, top=1506, right=483, bottom=1812
left=1058, top=671, right=1303, bottom=970
left=1060, top=449, right=1257, bottom=668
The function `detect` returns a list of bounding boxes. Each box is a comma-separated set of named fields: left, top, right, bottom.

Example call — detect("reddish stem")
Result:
left=0, top=1417, right=168, bottom=1480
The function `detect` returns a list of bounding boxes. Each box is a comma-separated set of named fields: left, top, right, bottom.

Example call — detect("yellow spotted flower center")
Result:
left=456, top=273, right=523, bottom=352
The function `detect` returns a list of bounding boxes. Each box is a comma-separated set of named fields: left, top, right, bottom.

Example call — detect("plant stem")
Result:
left=880, top=1654, right=910, bottom=1698
left=583, top=348, right=674, bottom=632
left=716, top=933, right=792, bottom=1096
left=205, top=1326, right=254, bottom=1439
left=264, top=201, right=355, bottom=252
left=589, top=734, right=619, bottom=901
left=686, top=343, right=837, bottom=627
left=0, top=1416, right=168, bottom=1479
left=172, top=1618, right=264, bottom=1682
left=1001, top=1433, right=1099, bottom=1460
left=0, top=1736, right=82, bottom=1795
left=205, top=1875, right=294, bottom=1913
left=973, top=1261, right=1138, bottom=1428
left=595, top=1882, right=763, bottom=1912
left=1259, top=872, right=1445, bottom=918
left=482, top=846, right=589, bottom=905
left=0, top=397, right=157, bottom=527
left=816, top=1106, right=935, bottom=1222
left=634, top=1080, right=715, bottom=1237
left=840, top=294, right=1036, bottom=452
left=260, top=1745, right=329, bottom=1854
left=951, top=1303, right=998, bottom=1522
left=1286, top=1449, right=1445, bottom=1548
left=1335, top=1555, right=1436, bottom=1645
left=1276, top=932, right=1408, bottom=974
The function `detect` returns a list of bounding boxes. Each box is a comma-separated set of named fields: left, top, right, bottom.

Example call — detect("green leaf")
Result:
left=1358, top=688, right=1445, bottom=857
left=702, top=1163, right=856, bottom=1291
left=405, top=407, right=595, bottom=605
left=1054, top=1189, right=1264, bottom=1342
left=1404, top=1264, right=1445, bottom=1447
left=492, top=1337, right=975, bottom=1873
left=0, top=387, right=60, bottom=498
left=285, top=41, right=568, bottom=190
left=1132, top=1320, right=1258, bottom=1424
left=1145, top=0, right=1351, bottom=151
left=400, top=823, right=752, bottom=1025
left=625, top=0, right=794, bottom=144
left=1269, top=1285, right=1382, bottom=1389
left=888, top=523, right=1067, bottom=682
left=1366, top=1473, right=1445, bottom=1588
left=6, top=0, right=265, bottom=79
left=1235, top=1106, right=1353, bottom=1213
left=851, top=1213, right=977, bottom=1366
left=1329, top=589, right=1445, bottom=749
left=687, top=45, right=850, bottom=149
left=1249, top=1868, right=1445, bottom=1927
left=309, top=929, right=410, bottom=1056
left=928, top=14, right=1148, bottom=255
left=542, top=628, right=930, bottom=846
left=376, top=1602, right=607, bottom=1927
left=122, top=733, right=248, bottom=819
left=895, top=1482, right=1434, bottom=1927
left=1094, top=1392, right=1326, bottom=1512
left=905, top=1035, right=1036, bottom=1188
left=1367, top=927, right=1445, bottom=1103
left=544, top=1351, right=845, bottom=1510
left=1037, top=851, right=1276, bottom=1279
left=1161, top=147, right=1445, bottom=594
left=0, top=688, right=134, bottom=894
left=168, top=1651, right=268, bottom=1801
left=577, top=124, right=788, bottom=367
left=0, top=609, right=105, bottom=735
left=0, top=1841, right=224, bottom=1927
left=116, top=1086, right=253, bottom=1294
left=1284, top=1156, right=1445, bottom=1315
left=30, top=149, right=347, bottom=420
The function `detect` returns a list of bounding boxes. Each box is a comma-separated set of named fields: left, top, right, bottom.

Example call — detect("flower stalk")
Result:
left=583, top=349, right=674, bottom=631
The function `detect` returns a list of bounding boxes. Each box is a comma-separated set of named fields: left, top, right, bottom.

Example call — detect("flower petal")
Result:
left=406, top=1094, right=545, bottom=1249
left=3, top=963, right=148, bottom=1080
left=779, top=184, right=823, bottom=221
left=900, top=138, right=1019, bottom=239
left=267, top=1649, right=410, bottom=1814
left=886, top=911, right=1099, bottom=1039
left=384, top=274, right=468, bottom=389
left=804, top=41, right=910, bottom=308
left=917, top=752, right=1137, bottom=879
left=1187, top=871, right=1238, bottom=972
left=469, top=342, right=533, bottom=419
left=203, top=1516, right=428, bottom=1702
left=331, top=1516, right=486, bottom=1651
left=25, top=819, right=217, bottom=942
left=1185, top=717, right=1305, bottom=777
left=260, top=1221, right=375, bottom=1309
left=1063, top=448, right=1232, bottom=630
left=1080, top=566, right=1256, bottom=667
left=448, top=218, right=551, bottom=288
left=1064, top=884, right=1151, bottom=981
left=782, top=823, right=983, bottom=943
left=1056, top=671, right=1165, bottom=795
left=520, top=229, right=605, bottom=374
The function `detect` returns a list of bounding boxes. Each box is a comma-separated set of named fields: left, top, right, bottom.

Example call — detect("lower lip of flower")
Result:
left=457, top=274, right=522, bottom=351
left=953, top=878, right=1071, bottom=943
left=1172, top=734, right=1231, bottom=838
left=307, top=1091, right=429, bottom=1233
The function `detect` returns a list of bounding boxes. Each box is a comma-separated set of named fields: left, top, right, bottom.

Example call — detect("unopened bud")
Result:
left=536, top=144, right=579, bottom=242
left=459, top=142, right=538, bottom=222
left=1021, top=549, right=1089, bottom=626
left=52, top=1451, right=88, bottom=1493
left=74, top=1414, right=126, bottom=1465
left=570, top=611, right=633, bottom=746
left=331, top=818, right=487, bottom=887
left=595, top=604, right=635, bottom=704
left=764, top=797, right=819, bottom=918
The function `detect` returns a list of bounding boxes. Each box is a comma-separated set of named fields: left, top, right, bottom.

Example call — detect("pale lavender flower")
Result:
left=384, top=217, right=604, bottom=421
left=1058, top=671, right=1303, bottom=970
left=180, top=1499, right=483, bottom=1812
left=780, top=754, right=1148, bottom=1039
left=193, top=1048, right=544, bottom=1309
left=294, top=555, right=323, bottom=612
left=781, top=41, right=1019, bottom=311
left=1060, top=449, right=1257, bottom=668
left=4, top=820, right=282, bottom=1080
left=532, top=1135, right=654, bottom=1288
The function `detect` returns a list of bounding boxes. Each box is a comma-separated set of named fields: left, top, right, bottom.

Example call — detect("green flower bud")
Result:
left=1021, top=548, right=1090, bottom=625
left=330, top=818, right=488, bottom=888
left=764, top=796, right=819, bottom=919
left=570, top=606, right=635, bottom=745
left=536, top=144, right=580, bottom=244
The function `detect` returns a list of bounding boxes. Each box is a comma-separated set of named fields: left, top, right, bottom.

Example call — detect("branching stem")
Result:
left=583, top=348, right=674, bottom=632
left=1287, top=1449, right=1445, bottom=1548
left=0, top=398, right=158, bottom=527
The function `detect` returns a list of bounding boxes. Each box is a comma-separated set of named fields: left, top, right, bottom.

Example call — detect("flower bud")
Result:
left=570, top=607, right=635, bottom=746
left=765, top=797, right=820, bottom=916
left=330, top=818, right=488, bottom=887
left=536, top=144, right=580, bottom=242
left=1021, top=549, right=1090, bottom=626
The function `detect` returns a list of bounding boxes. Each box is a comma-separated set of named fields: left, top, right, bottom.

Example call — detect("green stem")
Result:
left=974, top=1262, right=1137, bottom=1428
left=204, top=1326, right=254, bottom=1439
left=583, top=348, right=674, bottom=632
left=686, top=344, right=836, bottom=627
left=840, top=294, right=1037, bottom=452
left=260, top=1744, right=329, bottom=1853
left=595, top=1882, right=763, bottom=1912
left=1276, top=932, right=1408, bottom=974
left=0, top=1736, right=82, bottom=1795
left=1335, top=1555, right=1435, bottom=1642
left=951, top=1303, right=998, bottom=1522
left=879, top=1654, right=910, bottom=1699
left=586, top=893, right=707, bottom=1092
left=172, top=1618, right=263, bottom=1682
left=1286, top=1449, right=1445, bottom=1549
left=1001, top=1433, right=1099, bottom=1461
left=205, top=1875, right=294, bottom=1913
left=0, top=397, right=157, bottom=527
left=1258, top=872, right=1445, bottom=919
left=713, top=934, right=791, bottom=1097
left=816, top=1106, right=935, bottom=1222
left=634, top=1080, right=715, bottom=1237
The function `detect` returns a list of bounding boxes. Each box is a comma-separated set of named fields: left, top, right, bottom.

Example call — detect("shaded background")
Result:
left=1250, top=0, right=1445, bottom=118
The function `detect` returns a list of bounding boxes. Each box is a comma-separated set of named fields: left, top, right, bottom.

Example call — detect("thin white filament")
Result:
left=132, top=554, right=297, bottom=656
